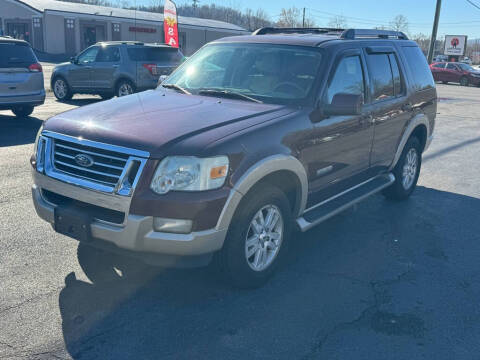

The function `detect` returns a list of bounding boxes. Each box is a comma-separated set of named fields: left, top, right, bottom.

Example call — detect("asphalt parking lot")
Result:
left=1, top=84, right=480, bottom=359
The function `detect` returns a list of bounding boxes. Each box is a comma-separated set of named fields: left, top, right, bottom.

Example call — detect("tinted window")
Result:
left=127, top=47, right=183, bottom=63
left=457, top=63, right=473, bottom=71
left=433, top=63, right=445, bottom=68
left=96, top=46, right=120, bottom=62
left=78, top=47, right=99, bottom=64
left=0, top=42, right=36, bottom=68
left=402, top=46, right=435, bottom=91
left=389, top=53, right=403, bottom=96
left=326, top=55, right=365, bottom=104
left=367, top=54, right=394, bottom=101
left=446, top=63, right=457, bottom=70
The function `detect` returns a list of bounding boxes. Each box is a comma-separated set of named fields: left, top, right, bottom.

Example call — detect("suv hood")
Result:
left=44, top=89, right=288, bottom=157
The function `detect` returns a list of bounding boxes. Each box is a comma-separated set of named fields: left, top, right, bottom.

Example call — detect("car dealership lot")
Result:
left=1, top=85, right=480, bottom=359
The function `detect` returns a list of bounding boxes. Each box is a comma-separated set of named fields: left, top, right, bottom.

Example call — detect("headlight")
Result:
left=33, top=125, right=45, bottom=172
left=150, top=156, right=229, bottom=194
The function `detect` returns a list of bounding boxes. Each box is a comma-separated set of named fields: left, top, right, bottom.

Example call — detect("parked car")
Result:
left=433, top=55, right=447, bottom=63
left=430, top=61, right=480, bottom=86
left=51, top=41, right=184, bottom=101
left=461, top=56, right=473, bottom=65
left=0, top=36, right=45, bottom=117
left=32, top=28, right=436, bottom=288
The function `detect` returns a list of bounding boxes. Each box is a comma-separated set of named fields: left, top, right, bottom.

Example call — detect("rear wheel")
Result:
left=116, top=79, right=135, bottom=97
left=383, top=136, right=422, bottom=201
left=460, top=76, right=469, bottom=86
left=214, top=185, right=292, bottom=288
left=11, top=105, right=34, bottom=117
left=52, top=77, right=73, bottom=101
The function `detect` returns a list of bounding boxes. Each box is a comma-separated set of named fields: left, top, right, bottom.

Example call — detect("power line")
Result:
left=466, top=0, right=480, bottom=10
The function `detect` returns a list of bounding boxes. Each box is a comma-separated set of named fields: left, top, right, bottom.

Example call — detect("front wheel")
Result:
left=383, top=136, right=422, bottom=201
left=12, top=105, right=34, bottom=117
left=52, top=77, right=73, bottom=101
left=214, top=185, right=292, bottom=288
left=460, top=76, right=469, bottom=86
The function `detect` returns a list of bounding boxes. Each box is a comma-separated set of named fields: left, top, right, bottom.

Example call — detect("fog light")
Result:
left=153, top=217, right=193, bottom=234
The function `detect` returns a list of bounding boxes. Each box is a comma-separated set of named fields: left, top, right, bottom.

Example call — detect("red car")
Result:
left=430, top=62, right=480, bottom=86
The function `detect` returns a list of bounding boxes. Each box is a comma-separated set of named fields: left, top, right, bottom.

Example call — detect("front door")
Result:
left=366, top=50, right=412, bottom=170
left=68, top=46, right=99, bottom=89
left=445, top=63, right=462, bottom=82
left=303, top=50, right=374, bottom=206
left=90, top=46, right=121, bottom=90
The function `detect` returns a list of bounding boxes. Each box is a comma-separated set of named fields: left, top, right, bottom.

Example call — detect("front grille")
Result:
left=53, top=138, right=130, bottom=187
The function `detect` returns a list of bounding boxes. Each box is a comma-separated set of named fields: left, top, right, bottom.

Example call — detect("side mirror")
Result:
left=323, top=93, right=363, bottom=116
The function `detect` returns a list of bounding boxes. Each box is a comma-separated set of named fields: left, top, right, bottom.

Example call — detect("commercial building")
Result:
left=1, top=0, right=247, bottom=56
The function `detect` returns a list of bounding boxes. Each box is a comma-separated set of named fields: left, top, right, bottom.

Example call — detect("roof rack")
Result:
left=341, top=29, right=409, bottom=40
left=252, top=27, right=344, bottom=36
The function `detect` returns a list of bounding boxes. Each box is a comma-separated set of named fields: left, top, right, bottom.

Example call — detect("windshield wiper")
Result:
left=162, top=83, right=191, bottom=95
left=197, top=88, right=263, bottom=103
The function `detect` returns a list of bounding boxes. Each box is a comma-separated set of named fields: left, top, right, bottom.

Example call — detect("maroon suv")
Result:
left=31, top=28, right=436, bottom=288
left=430, top=61, right=480, bottom=86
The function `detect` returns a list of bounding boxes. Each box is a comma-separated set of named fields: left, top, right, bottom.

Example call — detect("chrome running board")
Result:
left=296, top=173, right=395, bottom=232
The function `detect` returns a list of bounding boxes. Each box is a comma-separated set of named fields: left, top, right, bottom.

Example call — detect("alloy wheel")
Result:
left=245, top=204, right=284, bottom=272
left=54, top=79, right=67, bottom=99
left=402, top=148, right=418, bottom=190
left=118, top=83, right=133, bottom=96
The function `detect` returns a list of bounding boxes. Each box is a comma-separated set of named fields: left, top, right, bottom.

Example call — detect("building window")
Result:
left=66, top=19, right=74, bottom=29
left=113, top=23, right=120, bottom=32
left=33, top=18, right=41, bottom=28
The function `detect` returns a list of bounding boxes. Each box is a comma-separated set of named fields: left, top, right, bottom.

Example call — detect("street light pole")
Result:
left=427, top=0, right=442, bottom=64
left=303, top=8, right=306, bottom=28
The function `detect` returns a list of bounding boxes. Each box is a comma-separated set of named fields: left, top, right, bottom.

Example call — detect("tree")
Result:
left=389, top=14, right=409, bottom=33
left=327, top=15, right=348, bottom=29
left=276, top=7, right=316, bottom=28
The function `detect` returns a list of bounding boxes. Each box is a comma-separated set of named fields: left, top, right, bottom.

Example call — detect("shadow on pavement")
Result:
left=58, top=186, right=480, bottom=359
left=0, top=114, right=43, bottom=147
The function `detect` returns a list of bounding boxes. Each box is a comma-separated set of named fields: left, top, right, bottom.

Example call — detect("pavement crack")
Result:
left=0, top=286, right=63, bottom=316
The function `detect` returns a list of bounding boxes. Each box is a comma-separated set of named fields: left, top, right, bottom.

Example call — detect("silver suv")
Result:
left=51, top=41, right=184, bottom=100
left=0, top=37, right=45, bottom=117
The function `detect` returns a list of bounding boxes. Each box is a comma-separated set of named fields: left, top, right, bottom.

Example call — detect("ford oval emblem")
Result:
left=74, top=154, right=94, bottom=168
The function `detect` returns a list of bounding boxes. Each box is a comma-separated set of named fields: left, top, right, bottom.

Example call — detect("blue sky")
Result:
left=155, top=0, right=480, bottom=38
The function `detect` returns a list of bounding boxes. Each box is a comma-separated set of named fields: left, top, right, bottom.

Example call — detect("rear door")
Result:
left=366, top=47, right=412, bottom=170
left=431, top=62, right=446, bottom=81
left=90, top=45, right=121, bottom=90
left=304, top=49, right=375, bottom=206
left=68, top=46, right=99, bottom=89
left=0, top=41, right=43, bottom=98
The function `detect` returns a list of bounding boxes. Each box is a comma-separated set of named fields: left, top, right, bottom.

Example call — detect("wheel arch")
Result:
left=390, top=114, right=430, bottom=170
left=215, top=155, right=308, bottom=231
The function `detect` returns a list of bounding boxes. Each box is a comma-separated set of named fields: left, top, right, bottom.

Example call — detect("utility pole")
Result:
left=427, top=0, right=442, bottom=64
left=302, top=8, right=306, bottom=28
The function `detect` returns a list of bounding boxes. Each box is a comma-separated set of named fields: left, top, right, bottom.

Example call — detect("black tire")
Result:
left=383, top=136, right=422, bottom=201
left=460, top=76, right=469, bottom=87
left=442, top=81, right=448, bottom=84
left=116, top=79, right=135, bottom=97
left=214, top=184, right=293, bottom=288
left=11, top=105, right=34, bottom=117
left=52, top=76, right=73, bottom=101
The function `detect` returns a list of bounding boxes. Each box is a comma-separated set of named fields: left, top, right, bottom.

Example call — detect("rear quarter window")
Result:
left=0, top=42, right=37, bottom=68
left=127, top=47, right=183, bottom=63
left=401, top=46, right=435, bottom=91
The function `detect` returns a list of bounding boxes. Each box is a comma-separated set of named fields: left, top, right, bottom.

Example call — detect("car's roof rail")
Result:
left=252, top=27, right=344, bottom=36
left=341, top=29, right=409, bottom=40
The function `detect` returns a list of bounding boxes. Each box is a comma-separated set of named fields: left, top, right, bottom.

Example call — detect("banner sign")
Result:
left=444, top=35, right=467, bottom=56
left=164, top=0, right=179, bottom=48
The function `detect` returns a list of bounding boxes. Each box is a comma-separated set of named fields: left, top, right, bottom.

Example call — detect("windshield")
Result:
left=163, top=43, right=323, bottom=105
left=458, top=63, right=474, bottom=71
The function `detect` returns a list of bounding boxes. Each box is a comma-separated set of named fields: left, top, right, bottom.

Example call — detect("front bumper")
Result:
left=32, top=171, right=228, bottom=258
